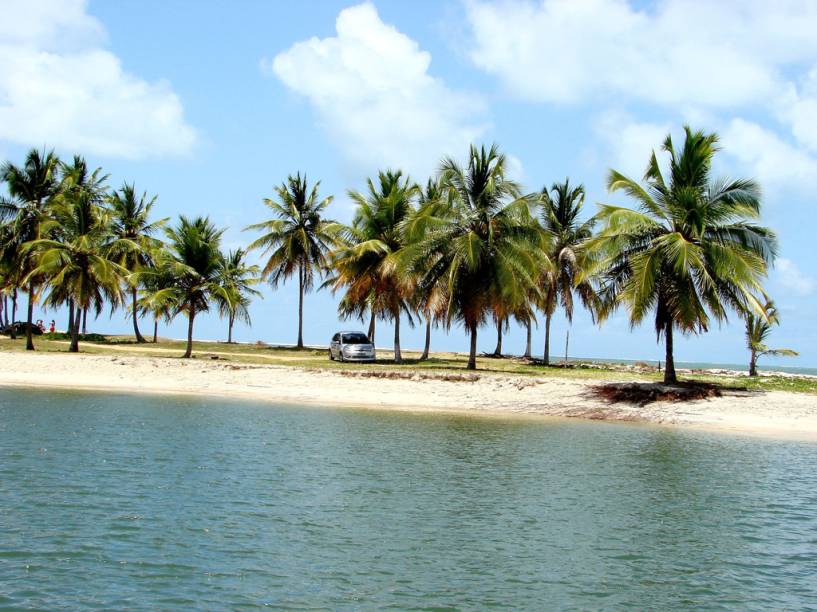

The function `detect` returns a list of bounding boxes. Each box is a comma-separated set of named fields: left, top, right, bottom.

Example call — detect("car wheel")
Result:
left=328, top=349, right=334, bottom=361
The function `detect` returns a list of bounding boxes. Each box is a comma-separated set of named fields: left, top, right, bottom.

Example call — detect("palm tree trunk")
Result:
left=297, top=263, right=304, bottom=349
left=467, top=322, right=478, bottom=370
left=153, top=318, right=158, bottom=343
left=368, top=311, right=376, bottom=344
left=493, top=319, right=503, bottom=356
left=25, top=280, right=35, bottom=350
left=228, top=314, right=234, bottom=344
left=524, top=319, right=532, bottom=359
left=749, top=350, right=758, bottom=377
left=564, top=329, right=570, bottom=363
left=69, top=301, right=80, bottom=352
left=82, top=308, right=87, bottom=336
left=420, top=317, right=431, bottom=360
left=9, top=290, right=17, bottom=339
left=664, top=321, right=677, bottom=384
left=543, top=312, right=552, bottom=365
left=183, top=306, right=195, bottom=358
left=132, top=286, right=146, bottom=343
left=393, top=313, right=402, bottom=364
left=67, top=299, right=75, bottom=338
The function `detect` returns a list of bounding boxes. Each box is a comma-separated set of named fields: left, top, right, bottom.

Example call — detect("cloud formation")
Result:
left=466, top=0, right=817, bottom=194
left=593, top=111, right=670, bottom=178
left=0, top=0, right=196, bottom=159
left=465, top=0, right=817, bottom=110
left=267, top=2, right=487, bottom=178
left=776, top=258, right=816, bottom=297
left=721, top=119, right=817, bottom=192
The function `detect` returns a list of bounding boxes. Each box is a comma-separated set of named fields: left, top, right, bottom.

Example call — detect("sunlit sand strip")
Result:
left=1, top=351, right=817, bottom=441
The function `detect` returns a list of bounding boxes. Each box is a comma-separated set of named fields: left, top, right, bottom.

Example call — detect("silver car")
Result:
left=329, top=331, right=376, bottom=362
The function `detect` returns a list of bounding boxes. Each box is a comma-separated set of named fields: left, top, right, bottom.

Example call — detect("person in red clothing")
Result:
left=49, top=320, right=55, bottom=333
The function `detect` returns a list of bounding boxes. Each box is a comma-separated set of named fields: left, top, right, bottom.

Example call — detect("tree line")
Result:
left=1, top=126, right=796, bottom=382
left=0, top=152, right=260, bottom=357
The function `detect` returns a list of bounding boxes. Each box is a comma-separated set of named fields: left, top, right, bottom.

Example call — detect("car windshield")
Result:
left=342, top=333, right=370, bottom=344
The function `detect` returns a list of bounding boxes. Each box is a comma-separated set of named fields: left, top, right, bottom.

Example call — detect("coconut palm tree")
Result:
left=745, top=298, right=797, bottom=376
left=410, top=144, right=545, bottom=370
left=0, top=148, right=61, bottom=350
left=214, top=248, right=262, bottom=343
left=590, top=126, right=777, bottom=384
left=23, top=188, right=126, bottom=352
left=0, top=222, right=20, bottom=337
left=538, top=179, right=598, bottom=365
left=139, top=216, right=227, bottom=358
left=246, top=174, right=338, bottom=349
left=137, top=252, right=177, bottom=344
left=402, top=177, right=453, bottom=361
left=490, top=307, right=511, bottom=357
left=108, top=183, right=167, bottom=343
left=328, top=170, right=419, bottom=363
left=55, top=156, right=110, bottom=338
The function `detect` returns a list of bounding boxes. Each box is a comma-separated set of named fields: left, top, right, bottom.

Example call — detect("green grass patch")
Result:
left=2, top=333, right=815, bottom=395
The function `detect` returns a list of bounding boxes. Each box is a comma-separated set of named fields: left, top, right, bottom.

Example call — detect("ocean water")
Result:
left=1, top=388, right=816, bottom=609
left=566, top=356, right=817, bottom=376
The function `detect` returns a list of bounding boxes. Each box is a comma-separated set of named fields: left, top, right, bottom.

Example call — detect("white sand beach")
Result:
left=2, top=351, right=817, bottom=440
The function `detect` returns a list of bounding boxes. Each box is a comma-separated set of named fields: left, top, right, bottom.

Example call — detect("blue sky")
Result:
left=2, top=0, right=816, bottom=367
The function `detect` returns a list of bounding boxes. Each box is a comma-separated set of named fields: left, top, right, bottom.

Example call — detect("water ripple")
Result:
left=1, top=387, right=816, bottom=609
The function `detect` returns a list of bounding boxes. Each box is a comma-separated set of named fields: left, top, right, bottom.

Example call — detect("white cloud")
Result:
left=592, top=114, right=817, bottom=197
left=465, top=1, right=817, bottom=197
left=267, top=2, right=487, bottom=178
left=721, top=119, right=817, bottom=191
left=465, top=0, right=817, bottom=109
left=775, top=68, right=817, bottom=153
left=776, top=258, right=816, bottom=297
left=593, top=111, right=670, bottom=178
left=0, top=0, right=196, bottom=159
left=505, top=154, right=525, bottom=183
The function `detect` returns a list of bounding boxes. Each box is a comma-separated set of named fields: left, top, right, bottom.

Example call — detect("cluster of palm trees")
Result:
left=0, top=149, right=260, bottom=356
left=2, top=126, right=789, bottom=382
left=249, top=128, right=783, bottom=382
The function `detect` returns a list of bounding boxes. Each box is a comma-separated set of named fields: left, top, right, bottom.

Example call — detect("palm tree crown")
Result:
left=539, top=178, right=598, bottom=364
left=214, top=248, right=262, bottom=343
left=0, top=148, right=61, bottom=350
left=329, top=169, right=419, bottom=363
left=410, top=144, right=544, bottom=369
left=745, top=298, right=797, bottom=376
left=108, top=183, right=166, bottom=343
left=25, top=177, right=126, bottom=352
left=591, top=126, right=778, bottom=383
left=404, top=177, right=453, bottom=360
left=142, top=216, right=227, bottom=358
left=246, top=173, right=338, bottom=348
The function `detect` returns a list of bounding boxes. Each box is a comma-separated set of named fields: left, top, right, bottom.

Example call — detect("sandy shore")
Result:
left=1, top=352, right=816, bottom=440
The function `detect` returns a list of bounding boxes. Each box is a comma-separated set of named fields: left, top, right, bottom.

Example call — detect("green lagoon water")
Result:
left=1, top=388, right=816, bottom=609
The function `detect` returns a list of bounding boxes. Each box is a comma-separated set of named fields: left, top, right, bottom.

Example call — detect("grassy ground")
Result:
left=2, top=333, right=816, bottom=395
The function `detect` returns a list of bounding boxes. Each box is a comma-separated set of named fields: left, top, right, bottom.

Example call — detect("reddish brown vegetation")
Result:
left=591, top=382, right=729, bottom=406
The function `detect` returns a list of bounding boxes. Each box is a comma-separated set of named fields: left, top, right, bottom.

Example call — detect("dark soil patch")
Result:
left=590, top=381, right=750, bottom=407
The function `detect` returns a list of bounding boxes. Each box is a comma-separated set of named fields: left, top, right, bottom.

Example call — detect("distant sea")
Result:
left=566, top=356, right=817, bottom=376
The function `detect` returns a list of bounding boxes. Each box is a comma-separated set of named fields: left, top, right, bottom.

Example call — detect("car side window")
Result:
left=332, top=333, right=339, bottom=342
